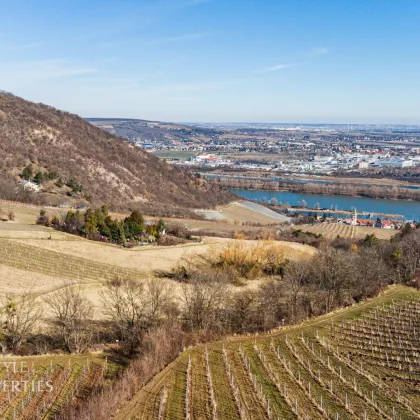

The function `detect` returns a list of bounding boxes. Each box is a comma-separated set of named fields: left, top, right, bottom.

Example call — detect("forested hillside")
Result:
left=0, top=92, right=234, bottom=211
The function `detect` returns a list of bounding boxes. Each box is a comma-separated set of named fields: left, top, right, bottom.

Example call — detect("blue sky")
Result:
left=1, top=0, right=419, bottom=123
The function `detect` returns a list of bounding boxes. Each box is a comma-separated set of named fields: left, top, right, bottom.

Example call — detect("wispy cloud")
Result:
left=255, top=46, right=329, bottom=74
left=0, top=59, right=96, bottom=80
left=310, top=47, right=329, bottom=56
left=255, top=63, right=293, bottom=73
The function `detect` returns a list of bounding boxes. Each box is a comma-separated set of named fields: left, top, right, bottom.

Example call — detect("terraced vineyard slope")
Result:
left=117, top=285, right=420, bottom=420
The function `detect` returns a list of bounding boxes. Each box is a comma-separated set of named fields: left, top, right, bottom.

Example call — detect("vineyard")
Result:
left=0, top=238, right=145, bottom=284
left=299, top=223, right=396, bottom=240
left=117, top=285, right=420, bottom=420
left=0, top=356, right=110, bottom=420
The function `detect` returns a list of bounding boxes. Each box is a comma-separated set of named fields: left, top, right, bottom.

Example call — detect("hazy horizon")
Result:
left=86, top=116, right=420, bottom=127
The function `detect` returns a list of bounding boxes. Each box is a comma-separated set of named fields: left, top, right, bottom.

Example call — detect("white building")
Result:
left=18, top=181, right=40, bottom=192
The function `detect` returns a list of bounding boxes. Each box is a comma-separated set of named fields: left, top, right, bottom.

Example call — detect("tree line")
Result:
left=37, top=206, right=166, bottom=245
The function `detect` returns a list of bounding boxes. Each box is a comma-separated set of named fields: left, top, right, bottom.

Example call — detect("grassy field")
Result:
left=116, top=285, right=420, bottom=420
left=299, top=222, right=397, bottom=240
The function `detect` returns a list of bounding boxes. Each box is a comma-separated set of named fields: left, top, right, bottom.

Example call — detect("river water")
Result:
left=231, top=188, right=420, bottom=221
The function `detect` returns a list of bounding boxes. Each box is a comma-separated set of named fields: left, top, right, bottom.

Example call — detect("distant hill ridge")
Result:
left=0, top=92, right=234, bottom=211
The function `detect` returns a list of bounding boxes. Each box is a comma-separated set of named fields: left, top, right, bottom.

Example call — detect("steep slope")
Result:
left=116, top=285, right=420, bottom=420
left=0, top=92, right=234, bottom=209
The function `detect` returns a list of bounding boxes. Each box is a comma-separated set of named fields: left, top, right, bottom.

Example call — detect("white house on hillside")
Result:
left=18, top=180, right=40, bottom=192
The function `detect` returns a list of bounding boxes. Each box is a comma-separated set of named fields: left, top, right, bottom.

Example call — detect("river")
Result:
left=231, top=188, right=420, bottom=221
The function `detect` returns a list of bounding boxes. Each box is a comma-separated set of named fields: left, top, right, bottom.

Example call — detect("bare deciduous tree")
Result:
left=2, top=293, right=42, bottom=353
left=101, top=277, right=147, bottom=353
left=145, top=279, right=173, bottom=326
left=181, top=274, right=228, bottom=333
left=227, top=290, right=259, bottom=333
left=398, top=230, right=420, bottom=286
left=354, top=246, right=391, bottom=299
left=45, top=284, right=93, bottom=353
left=258, top=280, right=288, bottom=331
left=312, top=247, right=353, bottom=312
left=283, top=260, right=310, bottom=322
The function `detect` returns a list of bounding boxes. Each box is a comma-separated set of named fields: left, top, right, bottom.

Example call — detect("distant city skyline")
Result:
left=1, top=0, right=420, bottom=123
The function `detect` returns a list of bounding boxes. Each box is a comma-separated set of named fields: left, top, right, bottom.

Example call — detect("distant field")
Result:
left=117, top=285, right=420, bottom=420
left=165, top=216, right=277, bottom=233
left=299, top=222, right=397, bottom=240
left=197, top=201, right=290, bottom=224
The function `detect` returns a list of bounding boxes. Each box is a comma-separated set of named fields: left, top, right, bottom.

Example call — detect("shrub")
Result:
left=164, top=240, right=288, bottom=284
left=166, top=223, right=189, bottom=238
left=36, top=214, right=50, bottom=226
left=331, top=236, right=353, bottom=250
left=21, top=165, right=33, bottom=181
left=213, top=240, right=287, bottom=278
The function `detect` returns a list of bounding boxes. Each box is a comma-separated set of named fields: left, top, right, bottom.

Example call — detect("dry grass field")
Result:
left=298, top=222, right=397, bottom=240
left=0, top=200, right=314, bottom=318
left=197, top=201, right=288, bottom=224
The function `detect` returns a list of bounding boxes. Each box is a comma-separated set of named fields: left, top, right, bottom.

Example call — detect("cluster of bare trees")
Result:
left=170, top=231, right=416, bottom=334
left=43, top=278, right=174, bottom=355
left=100, top=278, right=173, bottom=353
left=0, top=278, right=175, bottom=356
left=387, top=225, right=420, bottom=286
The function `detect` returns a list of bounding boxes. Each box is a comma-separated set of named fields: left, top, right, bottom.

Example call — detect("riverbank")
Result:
left=230, top=188, right=420, bottom=221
